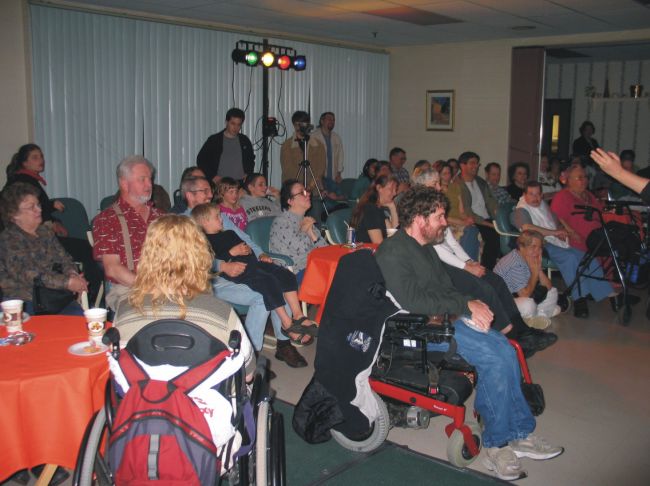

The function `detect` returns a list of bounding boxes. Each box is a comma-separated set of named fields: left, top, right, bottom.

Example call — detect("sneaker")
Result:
left=509, top=434, right=564, bottom=460
left=274, top=343, right=307, bottom=368
left=523, top=315, right=551, bottom=330
left=262, top=333, right=277, bottom=350
left=482, top=446, right=527, bottom=481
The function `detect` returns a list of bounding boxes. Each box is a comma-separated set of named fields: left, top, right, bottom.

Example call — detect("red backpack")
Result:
left=108, top=349, right=232, bottom=486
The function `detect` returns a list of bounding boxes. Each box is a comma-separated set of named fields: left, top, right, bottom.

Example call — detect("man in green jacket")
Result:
left=375, top=186, right=563, bottom=481
left=446, top=151, right=501, bottom=269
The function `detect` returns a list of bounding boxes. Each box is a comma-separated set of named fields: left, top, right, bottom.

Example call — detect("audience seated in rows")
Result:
left=484, top=162, right=514, bottom=206
left=512, top=180, right=617, bottom=319
left=177, top=174, right=308, bottom=368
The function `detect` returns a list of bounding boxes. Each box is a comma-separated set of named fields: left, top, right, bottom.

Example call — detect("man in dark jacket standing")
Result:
left=197, top=107, right=255, bottom=183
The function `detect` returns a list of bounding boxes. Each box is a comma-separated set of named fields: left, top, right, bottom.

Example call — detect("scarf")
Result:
left=516, top=196, right=569, bottom=248
left=14, top=169, right=47, bottom=186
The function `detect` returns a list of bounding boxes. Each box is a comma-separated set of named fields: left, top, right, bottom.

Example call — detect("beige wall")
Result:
left=0, top=0, right=31, bottom=187
left=389, top=28, right=650, bottom=179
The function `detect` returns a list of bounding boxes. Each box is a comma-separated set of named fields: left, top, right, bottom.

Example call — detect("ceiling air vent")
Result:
left=363, top=6, right=461, bottom=26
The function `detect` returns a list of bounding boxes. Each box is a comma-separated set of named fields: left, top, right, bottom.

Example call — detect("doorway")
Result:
left=542, top=99, right=572, bottom=159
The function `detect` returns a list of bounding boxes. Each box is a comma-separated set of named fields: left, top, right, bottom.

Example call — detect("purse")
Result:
left=32, top=265, right=75, bottom=315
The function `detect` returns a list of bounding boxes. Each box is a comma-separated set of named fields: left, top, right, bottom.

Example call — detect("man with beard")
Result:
left=375, top=186, right=563, bottom=481
left=93, top=155, right=164, bottom=310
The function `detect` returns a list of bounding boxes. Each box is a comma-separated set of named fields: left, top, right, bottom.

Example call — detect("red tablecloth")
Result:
left=298, top=244, right=377, bottom=323
left=0, top=316, right=109, bottom=481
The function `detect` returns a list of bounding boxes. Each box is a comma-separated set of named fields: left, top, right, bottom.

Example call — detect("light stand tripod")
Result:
left=295, top=133, right=329, bottom=219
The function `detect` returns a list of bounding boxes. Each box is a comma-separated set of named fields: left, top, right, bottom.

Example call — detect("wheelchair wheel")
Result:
left=77, top=407, right=113, bottom=486
left=330, top=392, right=390, bottom=453
left=446, top=421, right=481, bottom=468
left=255, top=401, right=286, bottom=486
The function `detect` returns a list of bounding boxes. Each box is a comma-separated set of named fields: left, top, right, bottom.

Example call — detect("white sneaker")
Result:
left=523, top=315, right=551, bottom=330
left=509, top=434, right=564, bottom=460
left=482, top=446, right=527, bottom=481
left=551, top=305, right=562, bottom=318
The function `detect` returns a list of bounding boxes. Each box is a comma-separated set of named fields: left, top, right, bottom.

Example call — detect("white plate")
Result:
left=68, top=341, right=108, bottom=356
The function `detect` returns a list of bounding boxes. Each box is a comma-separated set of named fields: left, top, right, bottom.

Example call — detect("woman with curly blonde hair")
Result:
left=113, top=214, right=255, bottom=374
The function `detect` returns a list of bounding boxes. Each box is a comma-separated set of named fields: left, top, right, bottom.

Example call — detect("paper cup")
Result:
left=84, top=308, right=107, bottom=347
left=2, top=299, right=24, bottom=333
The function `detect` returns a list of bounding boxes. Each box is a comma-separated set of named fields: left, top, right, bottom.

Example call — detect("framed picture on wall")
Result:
left=426, top=90, right=454, bottom=131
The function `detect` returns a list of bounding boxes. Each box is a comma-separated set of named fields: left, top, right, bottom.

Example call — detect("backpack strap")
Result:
left=171, top=350, right=232, bottom=394
left=117, top=349, right=149, bottom=387
left=112, top=201, right=135, bottom=271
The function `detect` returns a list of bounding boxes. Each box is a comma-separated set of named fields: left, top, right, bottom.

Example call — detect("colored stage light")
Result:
left=261, top=52, right=275, bottom=67
left=293, top=55, right=306, bottom=71
left=245, top=51, right=259, bottom=66
left=277, top=55, right=291, bottom=70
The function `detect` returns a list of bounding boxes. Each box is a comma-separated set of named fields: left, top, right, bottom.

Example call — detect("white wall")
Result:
left=0, top=0, right=32, bottom=187
left=546, top=60, right=650, bottom=164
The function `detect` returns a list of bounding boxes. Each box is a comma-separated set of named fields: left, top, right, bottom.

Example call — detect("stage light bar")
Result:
left=231, top=41, right=306, bottom=71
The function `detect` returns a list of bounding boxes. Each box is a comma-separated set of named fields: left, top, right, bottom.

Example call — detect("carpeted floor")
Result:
left=274, top=400, right=504, bottom=486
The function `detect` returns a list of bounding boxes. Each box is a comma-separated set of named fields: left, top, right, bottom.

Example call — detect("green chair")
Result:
left=339, top=178, right=357, bottom=200
left=245, top=217, right=294, bottom=266
left=52, top=197, right=91, bottom=240
left=100, top=195, right=116, bottom=211
left=494, top=202, right=518, bottom=256
left=324, top=207, right=353, bottom=244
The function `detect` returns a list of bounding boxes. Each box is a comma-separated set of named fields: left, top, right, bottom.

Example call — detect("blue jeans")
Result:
left=459, top=225, right=480, bottom=261
left=212, top=277, right=289, bottom=351
left=545, top=244, right=613, bottom=301
left=427, top=320, right=535, bottom=448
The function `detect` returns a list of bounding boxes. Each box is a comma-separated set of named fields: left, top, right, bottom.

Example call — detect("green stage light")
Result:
left=245, top=51, right=259, bottom=66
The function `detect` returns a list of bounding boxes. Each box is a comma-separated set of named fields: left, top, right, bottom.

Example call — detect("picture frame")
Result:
left=426, top=90, right=454, bottom=131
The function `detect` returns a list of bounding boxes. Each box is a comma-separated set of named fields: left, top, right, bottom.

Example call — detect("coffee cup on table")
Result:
left=84, top=307, right=107, bottom=348
left=2, top=300, right=24, bottom=333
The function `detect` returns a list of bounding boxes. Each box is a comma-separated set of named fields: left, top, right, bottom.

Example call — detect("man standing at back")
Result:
left=93, top=155, right=164, bottom=310
left=197, top=107, right=255, bottom=184
left=312, top=112, right=344, bottom=186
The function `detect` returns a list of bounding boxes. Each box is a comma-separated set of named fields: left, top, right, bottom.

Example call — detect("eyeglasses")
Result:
left=18, top=203, right=41, bottom=212
left=290, top=189, right=309, bottom=198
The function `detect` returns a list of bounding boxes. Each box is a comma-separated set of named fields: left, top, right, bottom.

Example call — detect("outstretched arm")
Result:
left=591, top=148, right=648, bottom=195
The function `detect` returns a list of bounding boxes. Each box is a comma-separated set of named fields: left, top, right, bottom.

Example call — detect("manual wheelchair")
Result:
left=72, top=319, right=285, bottom=486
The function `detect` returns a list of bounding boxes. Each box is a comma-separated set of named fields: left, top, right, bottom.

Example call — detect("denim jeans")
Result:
left=427, top=320, right=536, bottom=448
left=212, top=277, right=288, bottom=351
left=545, top=244, right=613, bottom=301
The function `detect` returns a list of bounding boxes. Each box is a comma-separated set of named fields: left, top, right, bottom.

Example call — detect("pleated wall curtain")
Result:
left=30, top=4, right=389, bottom=214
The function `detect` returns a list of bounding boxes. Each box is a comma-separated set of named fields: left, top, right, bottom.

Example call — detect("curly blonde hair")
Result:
left=129, top=214, right=214, bottom=318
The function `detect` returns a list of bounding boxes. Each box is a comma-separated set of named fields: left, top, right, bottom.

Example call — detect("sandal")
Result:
left=281, top=316, right=319, bottom=338
left=284, top=333, right=315, bottom=347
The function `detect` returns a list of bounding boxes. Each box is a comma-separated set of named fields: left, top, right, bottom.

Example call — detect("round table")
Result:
left=0, top=315, right=109, bottom=483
